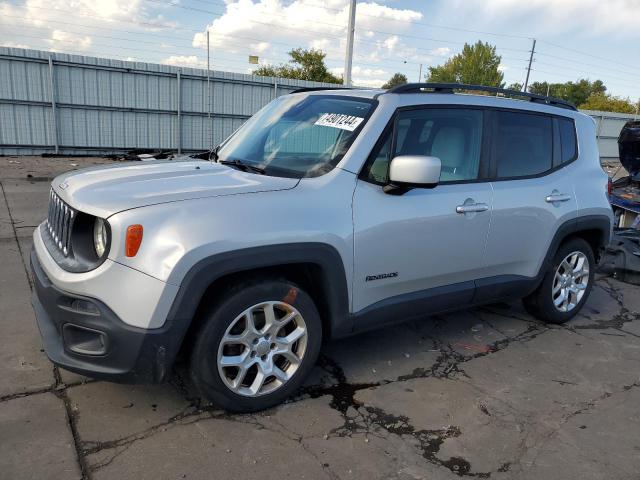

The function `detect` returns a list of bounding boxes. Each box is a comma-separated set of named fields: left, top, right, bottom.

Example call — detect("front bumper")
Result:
left=30, top=248, right=179, bottom=383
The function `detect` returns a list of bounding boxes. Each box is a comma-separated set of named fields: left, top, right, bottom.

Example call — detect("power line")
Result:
left=537, top=39, right=640, bottom=75
left=535, top=51, right=640, bottom=79
left=0, top=8, right=534, bottom=76
left=3, top=0, right=637, bottom=95
left=0, top=20, right=452, bottom=73
left=187, top=0, right=533, bottom=40
left=6, top=2, right=526, bottom=66
left=143, top=0, right=531, bottom=53
left=532, top=61, right=638, bottom=89
left=530, top=68, right=638, bottom=94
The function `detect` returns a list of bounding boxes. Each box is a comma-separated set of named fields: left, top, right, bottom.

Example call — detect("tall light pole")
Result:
left=343, top=0, right=356, bottom=87
left=523, top=38, right=536, bottom=92
left=206, top=30, right=213, bottom=149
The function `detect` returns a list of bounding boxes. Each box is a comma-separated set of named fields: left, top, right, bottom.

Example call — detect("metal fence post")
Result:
left=596, top=114, right=604, bottom=140
left=274, top=79, right=278, bottom=99
left=177, top=70, right=182, bottom=155
left=47, top=55, right=59, bottom=154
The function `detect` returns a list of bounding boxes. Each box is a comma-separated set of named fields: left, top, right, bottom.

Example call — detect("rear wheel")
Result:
left=190, top=279, right=322, bottom=412
left=523, top=238, right=595, bottom=324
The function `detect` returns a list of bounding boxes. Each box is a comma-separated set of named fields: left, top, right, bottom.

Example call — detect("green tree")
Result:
left=427, top=41, right=504, bottom=87
left=579, top=93, right=637, bottom=114
left=506, top=82, right=522, bottom=91
left=253, top=48, right=342, bottom=84
left=528, top=79, right=606, bottom=106
left=382, top=72, right=408, bottom=89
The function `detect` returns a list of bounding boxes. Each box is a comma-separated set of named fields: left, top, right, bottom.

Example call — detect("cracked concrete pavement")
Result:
left=1, top=156, right=639, bottom=480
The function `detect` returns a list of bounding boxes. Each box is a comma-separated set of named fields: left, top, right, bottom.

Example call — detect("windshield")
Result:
left=217, top=94, right=375, bottom=178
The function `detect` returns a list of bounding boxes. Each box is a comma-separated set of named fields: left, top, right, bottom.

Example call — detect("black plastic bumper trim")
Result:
left=30, top=248, right=179, bottom=383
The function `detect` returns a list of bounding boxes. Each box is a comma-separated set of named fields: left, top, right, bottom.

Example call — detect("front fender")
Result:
left=163, top=243, right=352, bottom=342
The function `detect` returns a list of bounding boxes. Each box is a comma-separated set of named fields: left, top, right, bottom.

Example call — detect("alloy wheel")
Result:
left=217, top=301, right=308, bottom=397
left=552, top=251, right=590, bottom=312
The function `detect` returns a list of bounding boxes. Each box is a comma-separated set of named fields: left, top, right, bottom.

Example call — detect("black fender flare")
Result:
left=160, top=243, right=351, bottom=365
left=529, top=214, right=611, bottom=294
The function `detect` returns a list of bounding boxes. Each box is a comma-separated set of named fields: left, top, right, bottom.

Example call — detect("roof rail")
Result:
left=386, top=83, right=577, bottom=111
left=289, top=86, right=353, bottom=94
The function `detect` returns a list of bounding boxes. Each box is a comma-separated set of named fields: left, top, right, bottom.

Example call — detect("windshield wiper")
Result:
left=210, top=144, right=221, bottom=162
left=219, top=159, right=266, bottom=175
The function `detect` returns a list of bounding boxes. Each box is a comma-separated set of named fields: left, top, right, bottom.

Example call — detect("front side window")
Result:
left=363, top=108, right=484, bottom=184
left=217, top=95, right=375, bottom=178
left=494, top=111, right=553, bottom=178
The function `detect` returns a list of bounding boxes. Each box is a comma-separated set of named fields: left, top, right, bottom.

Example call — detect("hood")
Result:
left=53, top=159, right=300, bottom=218
left=619, top=121, right=640, bottom=179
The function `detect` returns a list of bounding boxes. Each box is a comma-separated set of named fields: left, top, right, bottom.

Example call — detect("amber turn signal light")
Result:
left=125, top=224, right=143, bottom=257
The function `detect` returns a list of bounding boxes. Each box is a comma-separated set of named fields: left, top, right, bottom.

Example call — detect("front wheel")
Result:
left=523, top=237, right=595, bottom=324
left=190, top=279, right=322, bottom=412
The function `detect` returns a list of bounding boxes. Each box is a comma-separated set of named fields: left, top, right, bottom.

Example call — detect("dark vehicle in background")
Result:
left=610, top=121, right=640, bottom=228
left=602, top=121, right=640, bottom=284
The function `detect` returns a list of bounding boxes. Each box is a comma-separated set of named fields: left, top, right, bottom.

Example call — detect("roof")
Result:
left=291, top=83, right=577, bottom=111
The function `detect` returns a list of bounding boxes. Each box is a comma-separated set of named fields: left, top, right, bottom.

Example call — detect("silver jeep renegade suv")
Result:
left=31, top=83, right=613, bottom=412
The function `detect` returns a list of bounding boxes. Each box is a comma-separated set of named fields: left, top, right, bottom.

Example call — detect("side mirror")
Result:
left=385, top=155, right=441, bottom=195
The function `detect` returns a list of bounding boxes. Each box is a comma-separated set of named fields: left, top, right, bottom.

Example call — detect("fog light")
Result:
left=62, top=324, right=108, bottom=356
left=70, top=299, right=100, bottom=316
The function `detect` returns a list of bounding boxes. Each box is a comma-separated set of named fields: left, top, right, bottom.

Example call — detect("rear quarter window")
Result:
left=558, top=117, right=578, bottom=163
left=494, top=111, right=553, bottom=178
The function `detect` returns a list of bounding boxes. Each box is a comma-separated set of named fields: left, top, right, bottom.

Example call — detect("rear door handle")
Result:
left=545, top=193, right=571, bottom=203
left=456, top=203, right=489, bottom=214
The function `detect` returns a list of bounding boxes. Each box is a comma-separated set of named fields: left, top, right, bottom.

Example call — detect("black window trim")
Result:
left=359, top=104, right=580, bottom=187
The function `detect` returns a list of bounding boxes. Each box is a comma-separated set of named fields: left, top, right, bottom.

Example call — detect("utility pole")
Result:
left=523, top=38, right=536, bottom=92
left=207, top=30, right=212, bottom=149
left=418, top=63, right=423, bottom=82
left=343, top=0, right=356, bottom=87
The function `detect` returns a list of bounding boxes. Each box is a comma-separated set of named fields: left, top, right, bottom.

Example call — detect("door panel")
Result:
left=352, top=180, right=492, bottom=312
left=481, top=110, right=578, bottom=285
left=483, top=166, right=577, bottom=280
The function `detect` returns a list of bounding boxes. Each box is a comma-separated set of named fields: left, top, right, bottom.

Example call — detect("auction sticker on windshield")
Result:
left=314, top=113, right=364, bottom=131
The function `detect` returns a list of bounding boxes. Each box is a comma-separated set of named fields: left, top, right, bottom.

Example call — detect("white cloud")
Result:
left=331, top=65, right=390, bottom=88
left=382, top=35, right=400, bottom=51
left=163, top=55, right=207, bottom=68
left=0, top=0, right=172, bottom=57
left=192, top=1, right=422, bottom=69
left=430, top=47, right=451, bottom=57
left=48, top=30, right=92, bottom=51
left=359, top=2, right=422, bottom=20
left=0, top=41, right=31, bottom=49
left=250, top=42, right=271, bottom=54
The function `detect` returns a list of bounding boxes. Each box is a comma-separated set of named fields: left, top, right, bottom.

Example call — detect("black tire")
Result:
left=523, top=237, right=595, bottom=324
left=190, top=278, right=322, bottom=412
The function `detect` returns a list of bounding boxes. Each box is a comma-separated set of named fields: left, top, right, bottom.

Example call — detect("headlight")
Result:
left=93, top=218, right=108, bottom=258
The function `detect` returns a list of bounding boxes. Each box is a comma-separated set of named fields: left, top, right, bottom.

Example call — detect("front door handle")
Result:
left=456, top=203, right=489, bottom=214
left=545, top=193, right=572, bottom=203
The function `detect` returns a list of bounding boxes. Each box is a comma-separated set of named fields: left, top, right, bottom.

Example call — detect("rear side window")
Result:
left=494, top=111, right=552, bottom=178
left=558, top=117, right=578, bottom=163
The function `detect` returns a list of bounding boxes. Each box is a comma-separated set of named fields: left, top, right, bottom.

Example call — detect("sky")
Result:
left=0, top=0, right=639, bottom=100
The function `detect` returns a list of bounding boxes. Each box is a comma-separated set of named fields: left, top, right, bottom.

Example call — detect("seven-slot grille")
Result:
left=46, top=188, right=76, bottom=257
